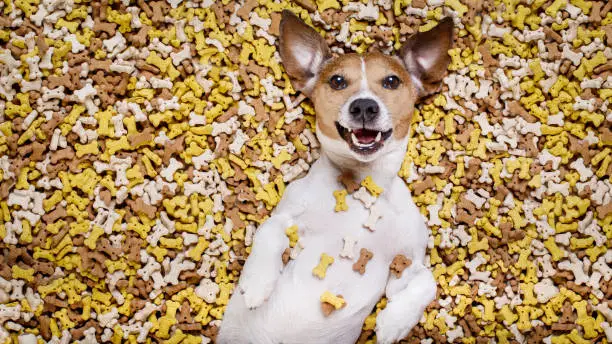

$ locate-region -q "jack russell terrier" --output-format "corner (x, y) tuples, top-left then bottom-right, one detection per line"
(218, 10), (454, 344)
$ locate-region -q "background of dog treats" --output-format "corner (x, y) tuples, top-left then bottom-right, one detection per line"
(0, 0), (611, 342)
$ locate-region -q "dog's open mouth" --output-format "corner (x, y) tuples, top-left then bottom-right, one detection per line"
(335, 122), (393, 155)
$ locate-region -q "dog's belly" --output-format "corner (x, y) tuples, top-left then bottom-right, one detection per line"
(254, 230), (393, 343)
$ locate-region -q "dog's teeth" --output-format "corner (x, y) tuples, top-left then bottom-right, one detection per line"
(348, 128), (352, 133)
(351, 133), (359, 145)
(375, 132), (382, 142)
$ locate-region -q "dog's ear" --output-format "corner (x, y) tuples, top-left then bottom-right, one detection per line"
(279, 10), (331, 96)
(398, 17), (454, 98)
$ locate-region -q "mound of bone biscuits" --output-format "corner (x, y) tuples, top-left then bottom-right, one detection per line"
(0, 0), (611, 343)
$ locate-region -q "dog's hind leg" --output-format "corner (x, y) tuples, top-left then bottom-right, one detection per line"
(374, 263), (437, 344)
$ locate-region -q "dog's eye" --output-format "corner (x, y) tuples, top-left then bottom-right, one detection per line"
(382, 75), (401, 89)
(329, 75), (347, 90)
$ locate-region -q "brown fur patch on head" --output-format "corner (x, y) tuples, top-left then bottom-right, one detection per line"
(363, 52), (416, 139)
(311, 54), (363, 139)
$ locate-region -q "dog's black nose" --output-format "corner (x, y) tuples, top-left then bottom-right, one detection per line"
(349, 98), (379, 122)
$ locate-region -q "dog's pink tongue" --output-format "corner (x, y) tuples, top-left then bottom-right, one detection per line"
(354, 129), (377, 144)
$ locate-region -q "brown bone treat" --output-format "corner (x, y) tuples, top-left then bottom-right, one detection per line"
(68, 66), (83, 89)
(181, 59), (194, 75)
(42, 206), (67, 223)
(227, 259), (243, 272)
(113, 73), (129, 96)
(38, 315), (52, 341)
(78, 248), (107, 279)
(0, 16), (10, 28)
(217, 106), (238, 123)
(590, 2), (604, 23)
(568, 135), (592, 163)
(321, 302), (335, 317)
(478, 43), (497, 67)
(98, 238), (121, 260)
(162, 135), (185, 165)
(603, 1), (612, 15)
(70, 320), (102, 340)
(455, 123), (474, 146)
(137, 0), (153, 17)
(93, 18), (116, 36)
(252, 98), (268, 123)
(594, 62), (612, 77)
(129, 25), (150, 47)
(567, 281), (591, 297)
(559, 59), (573, 75)
(321, 294), (345, 317)
(17, 144), (33, 158)
(150, 1), (168, 25)
(545, 43), (561, 60)
(125, 232), (143, 261)
(213, 135), (229, 158)
(352, 249), (374, 275)
(136, 60), (161, 74)
(67, 51), (89, 66)
(390, 254), (412, 278)
(596, 203), (612, 219)
(126, 198), (157, 219)
(337, 171), (360, 194)
(238, 68), (253, 90)
(605, 25), (612, 47)
(47, 74), (73, 89)
(247, 61), (269, 79)
(543, 26), (563, 43)
(89, 59), (112, 72)
(178, 323), (203, 331)
(237, 0), (258, 21)
(203, 325), (219, 342)
(154, 88), (171, 101)
(551, 323), (576, 331)
(165, 282), (188, 296)
(294, 0), (317, 11)
(44, 295), (68, 309)
(99, 189), (112, 207)
(32, 261), (55, 275)
(520, 133), (538, 158)
(412, 176), (435, 196)
(269, 12), (282, 36)
(226, 205), (246, 228)
(282, 248), (291, 266)
(211, 3), (229, 26)
(128, 127), (154, 147)
(177, 301), (193, 323)
(286, 119), (307, 139)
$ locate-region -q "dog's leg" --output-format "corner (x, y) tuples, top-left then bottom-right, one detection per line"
(375, 263), (437, 344)
(238, 213), (292, 309)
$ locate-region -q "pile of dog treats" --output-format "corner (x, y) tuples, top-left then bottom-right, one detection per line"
(0, 0), (610, 342)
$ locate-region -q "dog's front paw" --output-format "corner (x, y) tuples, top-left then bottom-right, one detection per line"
(375, 306), (418, 344)
(239, 273), (278, 309)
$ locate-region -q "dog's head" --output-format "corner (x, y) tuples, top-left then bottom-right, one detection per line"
(279, 11), (453, 166)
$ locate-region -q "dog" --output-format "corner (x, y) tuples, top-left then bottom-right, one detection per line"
(218, 10), (454, 344)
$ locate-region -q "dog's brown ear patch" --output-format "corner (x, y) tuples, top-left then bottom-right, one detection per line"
(279, 10), (331, 95)
(398, 17), (454, 98)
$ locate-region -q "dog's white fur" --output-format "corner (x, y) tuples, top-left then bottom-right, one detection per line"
(217, 12), (452, 344)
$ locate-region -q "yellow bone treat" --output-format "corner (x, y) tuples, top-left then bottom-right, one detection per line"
(361, 176), (383, 197)
(333, 189), (349, 212)
(312, 253), (334, 279)
(285, 225), (299, 248)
